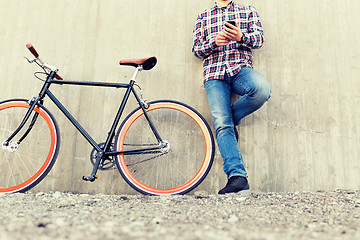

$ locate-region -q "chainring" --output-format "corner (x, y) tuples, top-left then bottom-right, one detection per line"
(90, 142), (116, 170)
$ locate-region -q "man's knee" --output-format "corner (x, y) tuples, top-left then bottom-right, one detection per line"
(256, 82), (271, 103)
(250, 76), (271, 105)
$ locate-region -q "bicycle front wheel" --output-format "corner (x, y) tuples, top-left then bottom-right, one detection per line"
(115, 100), (215, 195)
(0, 99), (60, 193)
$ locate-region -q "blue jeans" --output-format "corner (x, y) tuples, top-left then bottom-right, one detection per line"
(204, 67), (271, 179)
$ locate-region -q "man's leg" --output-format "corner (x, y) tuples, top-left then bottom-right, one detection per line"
(204, 79), (247, 180)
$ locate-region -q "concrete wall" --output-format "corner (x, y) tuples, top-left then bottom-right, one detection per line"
(0, 0), (359, 194)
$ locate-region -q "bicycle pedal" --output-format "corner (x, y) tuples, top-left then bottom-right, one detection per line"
(82, 175), (97, 182)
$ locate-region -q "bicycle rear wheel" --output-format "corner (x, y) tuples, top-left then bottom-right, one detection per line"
(0, 99), (60, 193)
(115, 100), (214, 195)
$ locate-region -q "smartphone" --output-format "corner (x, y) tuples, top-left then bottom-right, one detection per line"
(227, 21), (236, 26)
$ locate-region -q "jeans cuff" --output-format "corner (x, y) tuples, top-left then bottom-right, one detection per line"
(228, 173), (247, 179)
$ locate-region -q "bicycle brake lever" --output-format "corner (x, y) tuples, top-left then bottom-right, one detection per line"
(24, 56), (36, 63)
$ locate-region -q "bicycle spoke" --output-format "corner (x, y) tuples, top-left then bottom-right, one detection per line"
(126, 153), (167, 167)
(4, 153), (17, 188)
(16, 152), (37, 175)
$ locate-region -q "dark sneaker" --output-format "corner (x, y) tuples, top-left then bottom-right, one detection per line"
(218, 176), (250, 194)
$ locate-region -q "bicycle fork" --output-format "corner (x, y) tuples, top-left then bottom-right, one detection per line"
(2, 97), (43, 152)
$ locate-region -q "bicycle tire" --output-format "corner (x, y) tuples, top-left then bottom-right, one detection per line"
(0, 99), (60, 193)
(115, 100), (214, 195)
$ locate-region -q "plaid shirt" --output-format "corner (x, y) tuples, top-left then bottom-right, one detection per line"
(192, 1), (264, 82)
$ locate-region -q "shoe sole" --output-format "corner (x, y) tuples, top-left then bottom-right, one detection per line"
(236, 189), (251, 194)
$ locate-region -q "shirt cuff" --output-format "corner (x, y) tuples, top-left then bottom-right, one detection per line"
(210, 38), (218, 49)
(237, 32), (248, 44)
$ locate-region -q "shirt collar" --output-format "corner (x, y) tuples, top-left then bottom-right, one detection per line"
(214, 1), (234, 9)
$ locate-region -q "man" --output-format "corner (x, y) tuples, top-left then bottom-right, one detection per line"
(192, 0), (271, 194)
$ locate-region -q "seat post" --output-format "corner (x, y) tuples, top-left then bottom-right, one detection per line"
(131, 66), (143, 81)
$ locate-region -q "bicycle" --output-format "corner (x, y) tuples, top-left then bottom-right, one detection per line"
(0, 44), (215, 195)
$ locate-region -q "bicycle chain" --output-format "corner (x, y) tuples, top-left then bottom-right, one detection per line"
(90, 143), (167, 170)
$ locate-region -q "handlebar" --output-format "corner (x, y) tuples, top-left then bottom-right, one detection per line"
(26, 43), (39, 58)
(26, 43), (63, 80)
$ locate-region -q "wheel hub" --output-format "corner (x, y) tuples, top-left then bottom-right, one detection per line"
(2, 141), (18, 152)
(160, 141), (170, 154)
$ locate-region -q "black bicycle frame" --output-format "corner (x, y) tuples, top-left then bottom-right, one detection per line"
(6, 70), (164, 180)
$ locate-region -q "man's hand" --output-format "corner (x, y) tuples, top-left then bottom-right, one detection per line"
(223, 22), (243, 42)
(215, 32), (230, 46)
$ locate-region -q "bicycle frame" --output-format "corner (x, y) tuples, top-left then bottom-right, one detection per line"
(5, 68), (165, 181)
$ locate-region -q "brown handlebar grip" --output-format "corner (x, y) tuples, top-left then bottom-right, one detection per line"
(26, 43), (39, 58)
